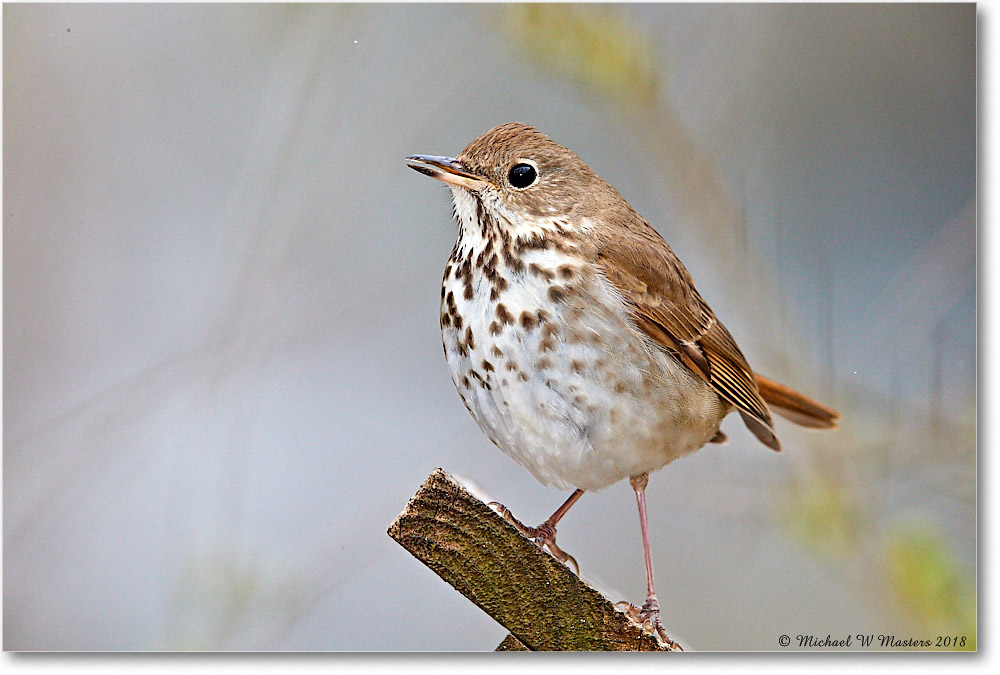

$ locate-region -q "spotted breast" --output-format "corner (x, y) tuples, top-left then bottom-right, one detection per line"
(439, 188), (728, 492)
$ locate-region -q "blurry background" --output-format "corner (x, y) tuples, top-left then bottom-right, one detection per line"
(4, 3), (975, 650)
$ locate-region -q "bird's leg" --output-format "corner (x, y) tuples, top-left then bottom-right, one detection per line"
(489, 489), (584, 573)
(623, 472), (680, 650)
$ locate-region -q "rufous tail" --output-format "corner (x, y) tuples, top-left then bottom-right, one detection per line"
(754, 373), (841, 430)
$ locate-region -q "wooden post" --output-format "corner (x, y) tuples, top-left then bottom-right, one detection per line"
(387, 468), (681, 651)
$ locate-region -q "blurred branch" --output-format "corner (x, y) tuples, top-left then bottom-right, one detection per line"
(387, 468), (678, 651)
(504, 4), (659, 105)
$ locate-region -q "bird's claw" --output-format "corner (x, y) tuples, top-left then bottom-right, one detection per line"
(616, 598), (683, 650)
(488, 502), (580, 574)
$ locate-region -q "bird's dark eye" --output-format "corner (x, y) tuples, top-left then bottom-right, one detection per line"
(507, 163), (538, 189)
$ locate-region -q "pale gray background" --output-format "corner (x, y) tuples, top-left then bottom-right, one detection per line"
(5, 3), (975, 650)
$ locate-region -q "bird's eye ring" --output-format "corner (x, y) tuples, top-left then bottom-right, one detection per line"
(507, 162), (538, 189)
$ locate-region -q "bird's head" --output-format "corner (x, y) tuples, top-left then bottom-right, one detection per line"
(407, 123), (613, 241)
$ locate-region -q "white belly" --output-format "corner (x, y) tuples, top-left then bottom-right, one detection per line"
(441, 247), (727, 491)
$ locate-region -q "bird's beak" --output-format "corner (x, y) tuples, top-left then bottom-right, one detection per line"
(405, 155), (488, 191)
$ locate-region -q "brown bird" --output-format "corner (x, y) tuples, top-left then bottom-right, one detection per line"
(406, 123), (839, 647)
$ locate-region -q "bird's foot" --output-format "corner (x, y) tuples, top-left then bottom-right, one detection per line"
(488, 502), (579, 574)
(615, 600), (642, 621)
(616, 597), (683, 650)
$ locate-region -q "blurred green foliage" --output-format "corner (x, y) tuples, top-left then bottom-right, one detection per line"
(503, 4), (659, 106)
(885, 525), (976, 650)
(780, 477), (860, 559)
(166, 552), (309, 650)
(780, 478), (976, 650)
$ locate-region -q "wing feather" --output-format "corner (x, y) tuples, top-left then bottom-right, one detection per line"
(594, 221), (781, 451)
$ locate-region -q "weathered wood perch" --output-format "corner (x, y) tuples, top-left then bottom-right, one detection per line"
(387, 468), (681, 651)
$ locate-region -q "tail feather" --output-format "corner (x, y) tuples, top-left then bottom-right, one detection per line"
(754, 373), (841, 430)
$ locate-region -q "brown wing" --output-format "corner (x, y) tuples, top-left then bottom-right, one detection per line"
(595, 222), (781, 451)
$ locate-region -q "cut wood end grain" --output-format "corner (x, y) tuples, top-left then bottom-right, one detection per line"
(388, 467), (681, 651)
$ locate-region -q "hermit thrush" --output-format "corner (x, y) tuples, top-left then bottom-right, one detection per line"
(406, 123), (839, 647)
